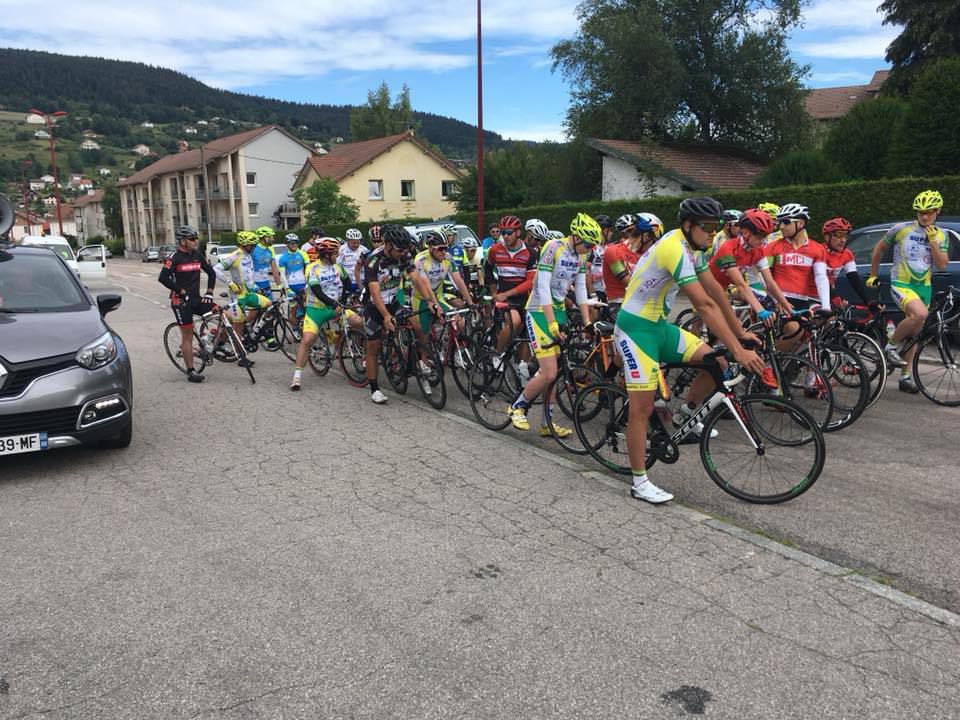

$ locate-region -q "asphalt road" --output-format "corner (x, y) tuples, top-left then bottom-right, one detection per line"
(1, 259), (958, 719)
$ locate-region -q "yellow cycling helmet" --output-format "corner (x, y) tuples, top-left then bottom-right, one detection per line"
(913, 190), (943, 211)
(757, 202), (780, 219)
(570, 212), (603, 245)
(255, 225), (275, 238)
(236, 230), (258, 246)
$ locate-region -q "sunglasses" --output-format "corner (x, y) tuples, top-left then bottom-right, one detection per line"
(501, 229), (516, 236)
(695, 222), (720, 234)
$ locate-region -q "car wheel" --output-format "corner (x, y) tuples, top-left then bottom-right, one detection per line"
(98, 417), (132, 449)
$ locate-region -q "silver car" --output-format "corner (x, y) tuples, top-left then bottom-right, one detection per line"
(0, 244), (133, 455)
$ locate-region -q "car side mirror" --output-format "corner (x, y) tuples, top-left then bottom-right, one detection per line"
(97, 293), (122, 315)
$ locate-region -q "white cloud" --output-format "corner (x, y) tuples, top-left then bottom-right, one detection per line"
(794, 31), (898, 59)
(803, 0), (890, 31)
(808, 71), (873, 84)
(495, 125), (569, 142)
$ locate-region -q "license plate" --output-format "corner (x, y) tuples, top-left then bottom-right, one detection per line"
(0, 432), (49, 456)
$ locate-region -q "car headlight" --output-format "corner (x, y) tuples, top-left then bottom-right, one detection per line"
(76, 332), (117, 370)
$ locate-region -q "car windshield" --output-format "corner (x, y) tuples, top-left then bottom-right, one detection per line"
(37, 244), (74, 262)
(146, 247), (159, 252)
(0, 252), (89, 312)
(218, 245), (237, 254)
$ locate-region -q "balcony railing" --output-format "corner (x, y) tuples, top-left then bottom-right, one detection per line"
(195, 188), (240, 200)
(278, 202), (300, 217)
(204, 219), (236, 231)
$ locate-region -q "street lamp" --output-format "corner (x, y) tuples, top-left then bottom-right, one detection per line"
(28, 108), (68, 236)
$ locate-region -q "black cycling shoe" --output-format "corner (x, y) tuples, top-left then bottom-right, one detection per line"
(898, 376), (919, 394)
(187, 369), (205, 383)
(237, 357), (255, 368)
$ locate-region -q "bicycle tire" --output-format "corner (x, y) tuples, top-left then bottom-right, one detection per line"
(163, 321), (205, 374)
(573, 381), (632, 475)
(275, 316), (298, 362)
(467, 352), (518, 431)
(307, 333), (332, 376)
(544, 366), (603, 455)
(381, 334), (408, 395)
(803, 344), (869, 432)
(417, 345), (447, 409)
(700, 394), (824, 504)
(338, 329), (369, 387)
(450, 342), (474, 398)
(745, 353), (834, 432)
(843, 331), (887, 410)
(913, 330), (960, 406)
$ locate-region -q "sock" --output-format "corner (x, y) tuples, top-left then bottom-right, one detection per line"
(511, 393), (531, 411)
(632, 471), (648, 487)
(369, 379), (380, 393)
(293, 367), (302, 381)
(900, 371), (911, 379)
(886, 341), (897, 350)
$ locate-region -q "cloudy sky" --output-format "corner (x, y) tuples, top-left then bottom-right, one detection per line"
(0, 0), (897, 142)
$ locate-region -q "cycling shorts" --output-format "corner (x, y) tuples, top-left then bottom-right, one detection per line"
(171, 296), (215, 327)
(526, 308), (567, 360)
(228, 291), (270, 321)
(614, 313), (703, 392)
(363, 301), (401, 341)
(255, 281), (272, 294)
(288, 283), (306, 295)
(890, 281), (931, 312)
(412, 293), (453, 334)
(303, 305), (358, 335)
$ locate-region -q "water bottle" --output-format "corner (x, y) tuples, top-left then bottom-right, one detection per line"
(517, 360), (530, 385)
(885, 319), (896, 342)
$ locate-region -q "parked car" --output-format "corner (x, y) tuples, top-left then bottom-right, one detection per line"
(0, 244), (133, 453)
(159, 245), (176, 261)
(835, 218), (960, 311)
(104, 247), (113, 259)
(404, 221), (479, 247)
(205, 243), (236, 265)
(142, 246), (160, 262)
(19, 235), (77, 271)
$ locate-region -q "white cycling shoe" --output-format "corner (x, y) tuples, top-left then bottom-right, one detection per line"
(630, 479), (674, 504)
(371, 389), (388, 404)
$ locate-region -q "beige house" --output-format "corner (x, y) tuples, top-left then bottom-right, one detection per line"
(118, 125), (315, 253)
(73, 190), (111, 242)
(291, 130), (462, 222)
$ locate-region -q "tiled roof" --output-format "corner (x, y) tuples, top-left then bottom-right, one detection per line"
(586, 138), (766, 191)
(297, 131), (462, 186)
(804, 70), (890, 120)
(72, 190), (105, 208)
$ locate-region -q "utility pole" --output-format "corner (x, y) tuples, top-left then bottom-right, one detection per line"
(29, 108), (68, 236)
(20, 160), (33, 236)
(476, 0), (485, 239)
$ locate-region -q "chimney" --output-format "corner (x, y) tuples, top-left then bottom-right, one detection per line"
(177, 139), (189, 153)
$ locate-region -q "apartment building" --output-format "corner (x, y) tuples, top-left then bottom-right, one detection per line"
(73, 190), (110, 242)
(118, 125), (314, 253)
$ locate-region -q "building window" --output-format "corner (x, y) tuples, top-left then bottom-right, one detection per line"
(441, 180), (456, 199)
(248, 202), (259, 217)
(368, 179), (383, 201)
(400, 180), (415, 200)
(246, 172), (257, 186)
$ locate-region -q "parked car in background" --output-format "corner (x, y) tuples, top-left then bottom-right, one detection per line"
(205, 244), (236, 265)
(159, 245), (176, 261)
(104, 247), (113, 259)
(19, 235), (77, 272)
(0, 244), (133, 453)
(142, 246), (160, 262)
(404, 221), (479, 246)
(836, 218), (960, 311)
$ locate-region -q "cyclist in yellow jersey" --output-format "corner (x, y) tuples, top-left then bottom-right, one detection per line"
(614, 197), (764, 504)
(410, 231), (474, 346)
(212, 230), (271, 368)
(507, 213), (598, 437)
(707, 209), (741, 260)
(869, 189), (950, 393)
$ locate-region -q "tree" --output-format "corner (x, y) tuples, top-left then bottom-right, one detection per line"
(822, 97), (907, 180)
(752, 149), (845, 189)
(881, 0), (960, 93)
(551, 0), (810, 156)
(293, 177), (360, 226)
(102, 183), (124, 238)
(349, 83), (415, 141)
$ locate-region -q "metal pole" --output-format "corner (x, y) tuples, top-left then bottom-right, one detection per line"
(476, 0), (485, 238)
(20, 160), (32, 236)
(200, 146), (212, 245)
(46, 115), (65, 236)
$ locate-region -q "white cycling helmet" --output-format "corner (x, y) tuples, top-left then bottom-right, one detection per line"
(637, 212), (664, 238)
(345, 228), (363, 241)
(284, 232), (300, 243)
(776, 203), (810, 222)
(524, 218), (550, 241)
(615, 214), (636, 232)
(548, 230), (566, 240)
(461, 236), (479, 248)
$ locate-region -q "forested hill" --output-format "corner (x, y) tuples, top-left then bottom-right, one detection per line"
(0, 48), (503, 157)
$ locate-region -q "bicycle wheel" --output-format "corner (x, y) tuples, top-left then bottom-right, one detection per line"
(573, 381), (632, 475)
(805, 344), (869, 431)
(307, 332), (332, 376)
(450, 342), (474, 398)
(163, 321), (205, 374)
(843, 331), (887, 410)
(545, 366), (603, 455)
(913, 329), (960, 406)
(381, 334), (408, 395)
(274, 316), (298, 362)
(700, 394), (824, 504)
(338, 329), (369, 387)
(468, 351), (519, 431)
(226, 325), (255, 384)
(417, 345), (447, 410)
(746, 354), (833, 432)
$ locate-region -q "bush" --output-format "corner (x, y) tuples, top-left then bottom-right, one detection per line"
(753, 149), (845, 189)
(822, 97), (908, 180)
(455, 174), (960, 237)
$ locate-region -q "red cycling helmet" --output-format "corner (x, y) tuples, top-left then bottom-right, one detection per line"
(738, 208), (775, 237)
(821, 217), (852, 236)
(498, 215), (522, 232)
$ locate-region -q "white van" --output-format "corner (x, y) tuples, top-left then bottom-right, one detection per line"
(20, 235), (77, 271)
(20, 236), (108, 280)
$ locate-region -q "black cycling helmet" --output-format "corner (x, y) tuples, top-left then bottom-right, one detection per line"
(423, 230), (448, 247)
(678, 197), (724, 223)
(175, 225), (199, 243)
(381, 224), (414, 251)
(308, 226), (324, 238)
(593, 214), (613, 229)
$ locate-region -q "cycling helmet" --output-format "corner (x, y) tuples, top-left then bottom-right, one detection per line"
(305, 246), (319, 261)
(255, 225), (275, 238)
(284, 232), (300, 244)
(440, 223), (457, 237)
(498, 215), (522, 232)
(236, 230), (259, 246)
(369, 225), (382, 241)
(569, 212), (603, 245)
(548, 230), (566, 240)
(723, 209), (743, 223)
(381, 224), (414, 250)
(424, 230), (448, 247)
(318, 237), (340, 256)
(757, 202), (780, 218)
(615, 214), (636, 232)
(678, 197), (723, 223)
(175, 225), (198, 243)
(637, 212), (664, 238)
(461, 236), (479, 248)
(913, 189), (943, 211)
(821, 217), (853, 236)
(308, 226), (322, 237)
(776, 203), (810, 222)
(738, 208), (775, 236)
(345, 228), (363, 241)
(524, 218), (550, 241)
(594, 214), (613, 229)
(633, 216), (655, 234)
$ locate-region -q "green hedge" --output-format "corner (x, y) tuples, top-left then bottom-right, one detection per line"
(288, 216), (439, 242)
(454, 174), (960, 236)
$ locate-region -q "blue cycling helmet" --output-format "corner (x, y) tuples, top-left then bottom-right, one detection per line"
(633, 216), (656, 234)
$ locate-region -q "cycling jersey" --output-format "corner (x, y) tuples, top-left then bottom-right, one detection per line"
(412, 248), (455, 298)
(448, 243), (465, 273)
(526, 237), (588, 311)
(363, 246), (414, 306)
(883, 222), (949, 288)
(251, 244), (275, 286)
(707, 230), (734, 260)
(709, 236), (769, 288)
(588, 244), (606, 292)
(305, 260), (349, 308)
(337, 244), (369, 285)
(484, 241), (537, 304)
(158, 248), (215, 300)
(460, 252), (484, 288)
(277, 249), (309, 288)
(823, 247), (857, 286)
(618, 229), (703, 323)
(765, 237), (829, 304)
(602, 241), (640, 302)
(214, 248), (257, 293)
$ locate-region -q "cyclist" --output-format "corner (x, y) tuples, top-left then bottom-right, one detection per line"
(586, 214), (615, 303)
(300, 227), (324, 255)
(212, 231), (271, 368)
(708, 209), (742, 260)
(459, 236), (484, 295)
(603, 214), (658, 316)
(481, 223), (501, 253)
(338, 228), (369, 294)
(291, 238), (362, 391)
(277, 233), (309, 325)
(708, 208), (793, 319)
(637, 212), (664, 240)
(369, 224), (384, 251)
(869, 190), (950, 393)
(158, 225), (217, 383)
(442, 224), (465, 273)
(363, 224), (434, 404)
(821, 217), (872, 307)
(253, 226), (282, 296)
(411, 231), (475, 363)
(508, 213), (599, 438)
(485, 216), (540, 354)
